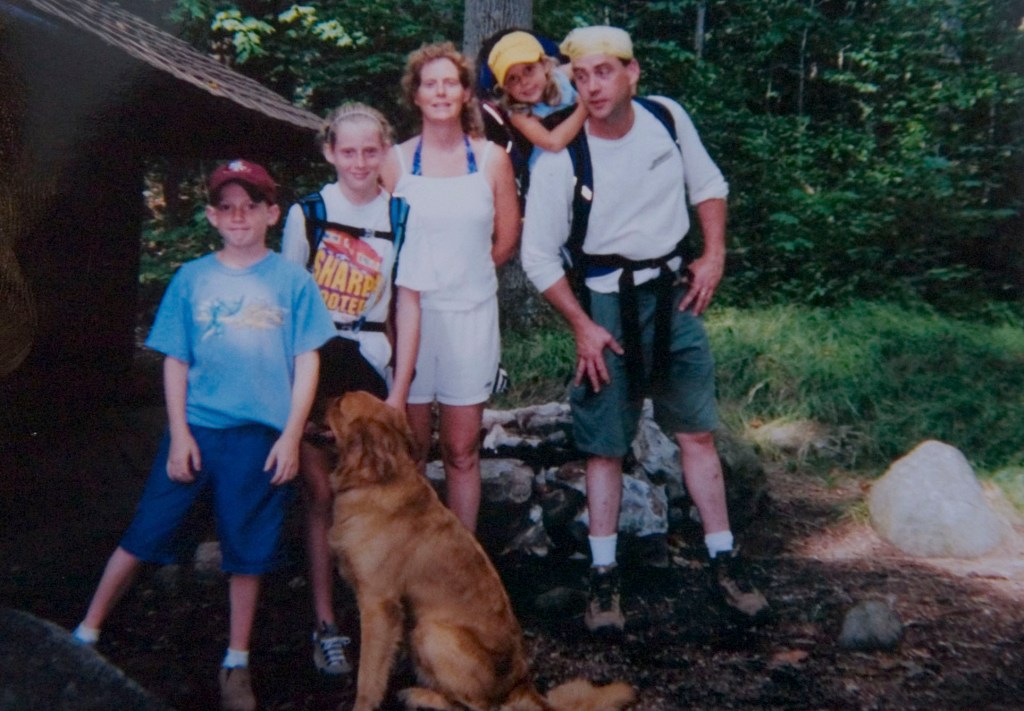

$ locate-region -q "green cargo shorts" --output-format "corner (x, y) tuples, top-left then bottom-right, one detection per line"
(570, 283), (719, 457)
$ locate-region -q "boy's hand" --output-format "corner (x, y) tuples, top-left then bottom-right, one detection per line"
(167, 434), (201, 483)
(264, 433), (302, 485)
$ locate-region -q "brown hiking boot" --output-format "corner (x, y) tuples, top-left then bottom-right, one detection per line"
(219, 666), (256, 711)
(709, 548), (769, 622)
(585, 564), (625, 635)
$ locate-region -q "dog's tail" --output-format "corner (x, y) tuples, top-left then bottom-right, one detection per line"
(504, 678), (634, 711)
(545, 679), (636, 711)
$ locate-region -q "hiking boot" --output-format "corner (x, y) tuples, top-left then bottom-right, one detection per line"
(708, 548), (769, 622)
(584, 564), (626, 635)
(218, 666), (256, 711)
(312, 622), (351, 675)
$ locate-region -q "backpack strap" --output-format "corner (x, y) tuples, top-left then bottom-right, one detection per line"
(297, 192), (395, 272)
(563, 97), (685, 398)
(297, 192), (328, 270)
(385, 194), (411, 363)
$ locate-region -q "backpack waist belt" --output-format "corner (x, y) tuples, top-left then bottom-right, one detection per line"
(335, 321), (387, 333)
(579, 241), (686, 399)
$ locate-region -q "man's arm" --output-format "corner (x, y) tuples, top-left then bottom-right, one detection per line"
(541, 276), (623, 392)
(678, 197), (726, 316)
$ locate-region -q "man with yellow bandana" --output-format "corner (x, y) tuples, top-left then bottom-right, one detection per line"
(522, 26), (769, 635)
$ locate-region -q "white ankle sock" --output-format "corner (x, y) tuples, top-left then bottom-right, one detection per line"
(73, 623), (100, 644)
(223, 648), (249, 668)
(704, 530), (734, 558)
(588, 534), (618, 567)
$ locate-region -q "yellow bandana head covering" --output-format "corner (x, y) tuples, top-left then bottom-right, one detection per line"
(559, 26), (634, 63)
(487, 31), (546, 87)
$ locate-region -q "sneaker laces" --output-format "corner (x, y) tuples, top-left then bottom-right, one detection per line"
(317, 628), (350, 666)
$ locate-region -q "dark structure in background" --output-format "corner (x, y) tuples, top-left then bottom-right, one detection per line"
(0, 0), (321, 425)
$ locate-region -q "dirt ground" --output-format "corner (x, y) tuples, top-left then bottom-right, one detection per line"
(2, 376), (1023, 711)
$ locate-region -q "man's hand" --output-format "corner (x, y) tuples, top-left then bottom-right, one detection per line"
(679, 198), (727, 316)
(573, 319), (624, 392)
(678, 253), (724, 316)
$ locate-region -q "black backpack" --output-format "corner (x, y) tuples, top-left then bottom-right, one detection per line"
(561, 96), (683, 298)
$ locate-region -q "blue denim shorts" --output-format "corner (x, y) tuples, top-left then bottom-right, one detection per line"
(570, 284), (719, 457)
(120, 424), (296, 575)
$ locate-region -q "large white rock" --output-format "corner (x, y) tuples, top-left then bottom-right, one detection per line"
(868, 440), (1010, 558)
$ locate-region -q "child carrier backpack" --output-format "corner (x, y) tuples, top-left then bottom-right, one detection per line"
(476, 29), (575, 204)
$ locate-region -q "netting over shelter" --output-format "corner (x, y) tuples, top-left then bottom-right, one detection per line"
(15, 0), (321, 131)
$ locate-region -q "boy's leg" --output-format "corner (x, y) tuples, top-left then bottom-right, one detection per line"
(75, 547), (143, 642)
(227, 574), (261, 653)
(220, 574), (259, 711)
(438, 402), (485, 533)
(76, 432), (205, 643)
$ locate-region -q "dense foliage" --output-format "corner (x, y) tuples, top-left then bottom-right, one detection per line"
(161, 0), (1023, 313)
(141, 2), (1024, 474)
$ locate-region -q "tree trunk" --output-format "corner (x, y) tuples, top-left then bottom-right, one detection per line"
(463, 0), (532, 59)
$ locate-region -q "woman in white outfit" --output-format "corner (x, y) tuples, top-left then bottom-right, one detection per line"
(382, 41), (520, 533)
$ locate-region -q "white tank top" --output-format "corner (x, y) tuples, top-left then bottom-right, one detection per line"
(393, 138), (497, 310)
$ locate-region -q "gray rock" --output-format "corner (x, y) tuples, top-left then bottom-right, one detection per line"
(838, 599), (903, 651)
(869, 440), (1011, 558)
(193, 539), (223, 584)
(0, 607), (172, 710)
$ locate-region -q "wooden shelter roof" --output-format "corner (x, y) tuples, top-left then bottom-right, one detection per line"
(8, 0), (321, 132)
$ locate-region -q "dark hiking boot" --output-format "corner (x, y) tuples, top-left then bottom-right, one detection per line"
(585, 564), (626, 635)
(709, 548), (770, 623)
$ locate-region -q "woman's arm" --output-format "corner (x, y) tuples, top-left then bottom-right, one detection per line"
(486, 146), (521, 268)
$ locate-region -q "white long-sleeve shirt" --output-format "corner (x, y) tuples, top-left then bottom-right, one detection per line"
(521, 97), (728, 294)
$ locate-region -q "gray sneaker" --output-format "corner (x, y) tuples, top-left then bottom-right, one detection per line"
(709, 548), (770, 622)
(312, 622), (351, 675)
(584, 564), (626, 635)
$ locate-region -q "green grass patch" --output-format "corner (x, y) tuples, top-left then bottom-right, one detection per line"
(502, 300), (1024, 477)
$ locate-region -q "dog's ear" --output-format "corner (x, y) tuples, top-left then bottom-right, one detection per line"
(330, 391), (417, 485)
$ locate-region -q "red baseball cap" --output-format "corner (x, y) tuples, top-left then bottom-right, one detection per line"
(208, 159), (278, 204)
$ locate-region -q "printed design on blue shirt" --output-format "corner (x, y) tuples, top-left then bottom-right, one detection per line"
(197, 297), (285, 340)
(311, 227), (384, 318)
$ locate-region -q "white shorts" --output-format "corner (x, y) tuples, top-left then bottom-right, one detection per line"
(408, 297), (501, 406)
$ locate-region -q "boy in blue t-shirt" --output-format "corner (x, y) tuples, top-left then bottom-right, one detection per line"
(71, 160), (336, 711)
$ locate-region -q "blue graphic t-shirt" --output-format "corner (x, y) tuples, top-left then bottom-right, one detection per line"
(146, 252), (336, 431)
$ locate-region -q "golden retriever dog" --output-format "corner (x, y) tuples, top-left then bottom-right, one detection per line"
(326, 391), (635, 711)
